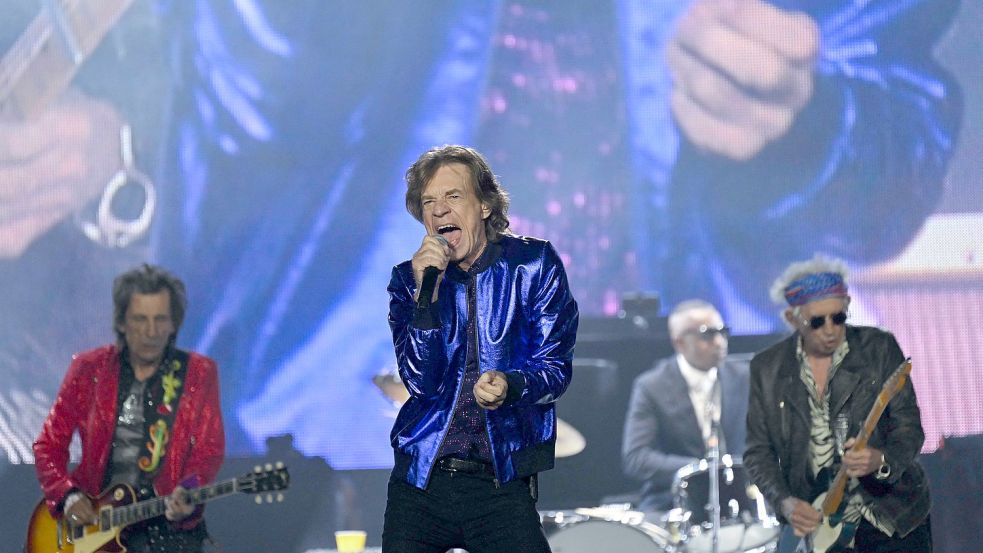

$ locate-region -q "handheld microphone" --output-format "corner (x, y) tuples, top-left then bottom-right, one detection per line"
(417, 235), (449, 309)
(417, 266), (440, 310)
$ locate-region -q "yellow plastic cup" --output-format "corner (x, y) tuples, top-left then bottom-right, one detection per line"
(334, 530), (367, 553)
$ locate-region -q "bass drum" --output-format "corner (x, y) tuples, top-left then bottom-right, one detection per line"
(548, 520), (669, 553)
(670, 456), (779, 553)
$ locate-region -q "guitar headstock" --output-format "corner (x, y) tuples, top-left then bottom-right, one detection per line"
(236, 462), (290, 503)
(882, 358), (913, 398)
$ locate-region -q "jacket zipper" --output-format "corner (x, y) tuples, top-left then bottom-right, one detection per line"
(422, 271), (501, 489)
(421, 284), (464, 491)
(469, 272), (500, 488)
(779, 399), (789, 467)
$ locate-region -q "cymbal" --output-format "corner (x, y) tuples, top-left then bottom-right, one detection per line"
(373, 372), (410, 405)
(556, 418), (586, 458)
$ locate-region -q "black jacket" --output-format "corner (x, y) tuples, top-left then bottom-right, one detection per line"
(623, 356), (749, 511)
(744, 326), (930, 537)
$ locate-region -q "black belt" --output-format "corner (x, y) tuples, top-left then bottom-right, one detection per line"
(437, 457), (494, 475)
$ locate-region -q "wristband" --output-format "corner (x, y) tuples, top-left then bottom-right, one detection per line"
(875, 453), (891, 480)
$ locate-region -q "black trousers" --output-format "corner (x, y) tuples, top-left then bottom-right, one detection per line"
(852, 517), (932, 553)
(382, 464), (551, 553)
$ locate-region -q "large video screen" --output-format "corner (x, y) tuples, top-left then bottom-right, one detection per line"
(2, 0), (980, 469)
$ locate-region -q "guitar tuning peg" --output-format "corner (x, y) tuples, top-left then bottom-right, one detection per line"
(276, 493), (284, 502)
(266, 493), (274, 503)
(265, 463), (273, 471)
(275, 461), (284, 469)
(254, 496), (262, 505)
(254, 465), (261, 473)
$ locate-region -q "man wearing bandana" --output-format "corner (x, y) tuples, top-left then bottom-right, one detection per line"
(33, 264), (225, 553)
(744, 256), (931, 552)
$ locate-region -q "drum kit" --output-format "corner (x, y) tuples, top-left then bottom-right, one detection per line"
(542, 455), (779, 553)
(373, 371), (774, 551)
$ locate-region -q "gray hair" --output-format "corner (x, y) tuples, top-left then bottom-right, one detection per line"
(667, 299), (720, 339)
(769, 254), (850, 305)
(404, 145), (511, 241)
(769, 255), (849, 329)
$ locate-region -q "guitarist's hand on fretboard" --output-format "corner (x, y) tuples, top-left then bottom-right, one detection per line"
(164, 486), (195, 522)
(782, 496), (822, 537)
(842, 438), (884, 478)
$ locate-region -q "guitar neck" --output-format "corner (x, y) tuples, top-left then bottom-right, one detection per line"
(821, 400), (891, 516)
(108, 478), (240, 529)
(0, 0), (134, 119)
(821, 361), (911, 516)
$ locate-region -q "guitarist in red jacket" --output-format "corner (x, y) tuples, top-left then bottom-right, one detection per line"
(744, 256), (931, 553)
(33, 264), (225, 553)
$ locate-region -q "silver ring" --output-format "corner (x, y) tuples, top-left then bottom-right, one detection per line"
(70, 514), (79, 521)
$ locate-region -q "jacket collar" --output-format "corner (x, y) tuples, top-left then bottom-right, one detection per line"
(446, 239), (503, 282)
(777, 326), (865, 422)
(829, 326), (866, 419)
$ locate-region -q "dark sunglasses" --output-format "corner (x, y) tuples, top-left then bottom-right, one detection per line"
(801, 311), (848, 330)
(683, 325), (730, 340)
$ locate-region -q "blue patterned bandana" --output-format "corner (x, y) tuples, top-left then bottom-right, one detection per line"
(783, 272), (848, 306)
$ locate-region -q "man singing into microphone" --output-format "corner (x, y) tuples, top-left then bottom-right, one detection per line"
(383, 145), (579, 552)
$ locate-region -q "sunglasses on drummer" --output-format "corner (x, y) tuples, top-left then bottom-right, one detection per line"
(800, 311), (848, 330)
(682, 325), (730, 340)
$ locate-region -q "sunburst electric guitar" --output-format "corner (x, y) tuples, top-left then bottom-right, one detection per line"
(777, 359), (912, 553)
(24, 463), (289, 553)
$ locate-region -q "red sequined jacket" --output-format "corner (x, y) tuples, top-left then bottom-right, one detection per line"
(33, 345), (225, 521)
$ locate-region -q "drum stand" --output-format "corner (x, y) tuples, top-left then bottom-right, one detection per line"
(706, 419), (721, 553)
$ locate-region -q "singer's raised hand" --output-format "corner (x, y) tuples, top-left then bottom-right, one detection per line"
(411, 234), (451, 302)
(667, 0), (819, 160)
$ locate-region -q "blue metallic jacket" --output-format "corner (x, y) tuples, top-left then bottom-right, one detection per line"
(387, 235), (579, 487)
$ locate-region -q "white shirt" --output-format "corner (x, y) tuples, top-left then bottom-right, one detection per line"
(676, 353), (720, 444)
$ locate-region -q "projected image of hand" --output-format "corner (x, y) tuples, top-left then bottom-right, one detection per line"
(667, 0), (819, 161)
(0, 92), (124, 258)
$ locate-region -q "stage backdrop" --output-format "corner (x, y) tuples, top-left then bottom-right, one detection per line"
(1, 0), (980, 470)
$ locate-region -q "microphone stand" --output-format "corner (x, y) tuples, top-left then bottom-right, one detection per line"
(707, 422), (720, 553)
(705, 395), (721, 553)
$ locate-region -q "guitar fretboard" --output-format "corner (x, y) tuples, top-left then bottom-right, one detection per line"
(107, 478), (239, 529)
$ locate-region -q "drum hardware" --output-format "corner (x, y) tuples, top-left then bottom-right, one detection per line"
(574, 505), (647, 526)
(543, 494), (777, 553)
(547, 519), (671, 552)
(707, 414), (722, 553)
(540, 509), (591, 535)
(670, 456), (779, 553)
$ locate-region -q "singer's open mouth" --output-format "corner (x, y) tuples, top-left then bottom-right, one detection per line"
(436, 224), (462, 250)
